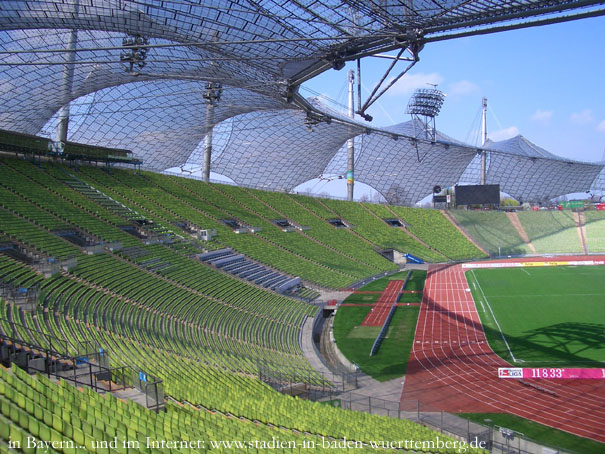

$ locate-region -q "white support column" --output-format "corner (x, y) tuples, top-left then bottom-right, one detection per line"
(347, 69), (355, 201)
(202, 82), (222, 183)
(203, 102), (214, 183)
(480, 96), (488, 185)
(56, 27), (78, 144)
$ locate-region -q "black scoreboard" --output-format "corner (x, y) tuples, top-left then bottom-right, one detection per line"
(455, 184), (500, 206)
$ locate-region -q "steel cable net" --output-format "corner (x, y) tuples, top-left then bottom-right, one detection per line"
(37, 79), (289, 171)
(484, 135), (605, 201)
(353, 121), (478, 205)
(211, 108), (364, 191)
(1, 1), (605, 201)
(1, 1), (602, 107)
(486, 154), (603, 203)
(0, 27), (285, 134)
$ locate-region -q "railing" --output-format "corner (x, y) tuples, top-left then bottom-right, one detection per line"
(300, 390), (577, 454)
(133, 369), (165, 412)
(0, 317), (163, 410)
(257, 360), (358, 396)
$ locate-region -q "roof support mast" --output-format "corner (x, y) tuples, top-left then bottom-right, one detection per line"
(56, 0), (79, 146)
(347, 69), (355, 201)
(480, 96), (488, 185)
(202, 82), (222, 183)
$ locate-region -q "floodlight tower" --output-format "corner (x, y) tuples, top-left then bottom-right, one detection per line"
(480, 97), (488, 184)
(56, 0), (80, 147)
(406, 88), (446, 142)
(202, 82), (222, 183)
(120, 34), (150, 74)
(347, 69), (355, 201)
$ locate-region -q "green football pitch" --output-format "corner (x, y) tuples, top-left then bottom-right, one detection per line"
(466, 265), (605, 367)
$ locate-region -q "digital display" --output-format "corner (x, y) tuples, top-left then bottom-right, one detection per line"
(498, 368), (605, 379)
(455, 184), (500, 206)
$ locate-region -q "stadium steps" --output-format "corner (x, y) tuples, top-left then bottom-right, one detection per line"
(285, 193), (384, 248)
(251, 189), (396, 273)
(145, 173), (359, 287)
(40, 275), (279, 374)
(68, 168), (179, 239)
(148, 175), (359, 287)
(0, 192), (104, 255)
(440, 210), (490, 256)
(572, 211), (588, 254)
(305, 196), (389, 248)
(505, 212), (537, 254)
(82, 167), (354, 288)
(0, 160), (139, 248)
(363, 203), (450, 261)
(65, 174), (174, 237)
(317, 198), (445, 262)
(192, 183), (369, 281)
(237, 186), (387, 271)
(104, 252), (307, 352)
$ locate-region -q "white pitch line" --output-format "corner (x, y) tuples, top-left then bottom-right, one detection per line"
(471, 270), (518, 363)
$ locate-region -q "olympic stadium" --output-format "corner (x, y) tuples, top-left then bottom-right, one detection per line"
(1, 2), (605, 454)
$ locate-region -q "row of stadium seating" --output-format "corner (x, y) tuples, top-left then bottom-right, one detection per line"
(0, 363), (487, 454)
(244, 188), (401, 271)
(388, 206), (485, 260)
(1, 293), (487, 453)
(318, 198), (447, 262)
(450, 210), (534, 256)
(77, 166), (362, 289)
(516, 211), (583, 254)
(584, 211), (605, 252)
(211, 184), (394, 274)
(0, 165), (487, 453)
(0, 162), (319, 379)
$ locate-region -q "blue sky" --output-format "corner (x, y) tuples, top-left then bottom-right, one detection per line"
(301, 15), (605, 164)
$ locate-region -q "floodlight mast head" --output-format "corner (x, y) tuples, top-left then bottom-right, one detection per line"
(406, 88), (446, 142)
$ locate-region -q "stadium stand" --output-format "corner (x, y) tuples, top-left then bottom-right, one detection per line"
(516, 211), (583, 254)
(77, 166), (365, 289)
(450, 210), (533, 257)
(6, 154), (597, 454)
(583, 211), (605, 253)
(0, 241), (486, 454)
(372, 205), (486, 261)
(0, 364), (487, 454)
(313, 199), (447, 262)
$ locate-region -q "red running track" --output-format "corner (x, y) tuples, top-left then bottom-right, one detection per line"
(340, 303), (421, 307)
(400, 259), (605, 443)
(361, 280), (404, 326)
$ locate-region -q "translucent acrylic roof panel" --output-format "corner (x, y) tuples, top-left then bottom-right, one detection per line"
(354, 126), (478, 205)
(1, 0), (601, 97)
(37, 79), (289, 170)
(0, 27), (288, 136)
(484, 135), (560, 160)
(486, 152), (604, 203)
(211, 108), (363, 191)
(591, 167), (605, 193)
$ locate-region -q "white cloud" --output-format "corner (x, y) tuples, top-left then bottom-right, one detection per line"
(530, 109), (553, 125)
(489, 126), (519, 141)
(388, 72), (444, 95)
(597, 120), (605, 132)
(447, 80), (479, 96)
(570, 109), (594, 125)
